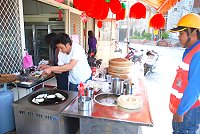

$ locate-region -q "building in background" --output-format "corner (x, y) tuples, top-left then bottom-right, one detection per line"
(167, 0), (195, 39)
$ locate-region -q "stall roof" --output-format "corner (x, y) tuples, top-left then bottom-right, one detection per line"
(141, 0), (180, 14)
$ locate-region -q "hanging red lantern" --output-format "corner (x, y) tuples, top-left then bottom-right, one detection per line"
(149, 13), (165, 29)
(86, 0), (103, 19)
(73, 0), (95, 12)
(109, 0), (122, 14)
(55, 0), (64, 3)
(116, 6), (126, 21)
(58, 6), (62, 21)
(95, 0), (109, 20)
(129, 2), (146, 19)
(97, 21), (103, 28)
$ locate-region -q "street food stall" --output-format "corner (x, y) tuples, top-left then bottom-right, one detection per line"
(12, 73), (153, 134)
(0, 0), (184, 134)
(61, 78), (153, 134)
(11, 56), (153, 134)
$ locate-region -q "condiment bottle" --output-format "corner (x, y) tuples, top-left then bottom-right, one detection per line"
(78, 82), (85, 97)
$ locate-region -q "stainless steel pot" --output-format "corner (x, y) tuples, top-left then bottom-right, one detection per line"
(111, 77), (124, 95)
(78, 96), (92, 111)
(124, 82), (134, 95)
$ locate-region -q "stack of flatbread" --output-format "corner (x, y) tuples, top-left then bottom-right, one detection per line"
(117, 95), (143, 110)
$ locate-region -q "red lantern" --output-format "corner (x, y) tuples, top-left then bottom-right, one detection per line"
(129, 2), (146, 19)
(73, 0), (95, 12)
(109, 0), (122, 14)
(95, 0), (109, 20)
(86, 0), (103, 19)
(116, 8), (125, 21)
(97, 21), (103, 28)
(149, 13), (165, 29)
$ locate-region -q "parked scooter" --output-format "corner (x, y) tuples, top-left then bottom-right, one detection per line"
(125, 47), (143, 64)
(87, 52), (102, 68)
(143, 50), (159, 76)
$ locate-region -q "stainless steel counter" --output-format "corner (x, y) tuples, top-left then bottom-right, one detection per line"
(12, 73), (55, 88)
(13, 87), (78, 134)
(61, 79), (153, 134)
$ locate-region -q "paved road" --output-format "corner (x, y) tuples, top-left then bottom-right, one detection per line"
(128, 44), (185, 134)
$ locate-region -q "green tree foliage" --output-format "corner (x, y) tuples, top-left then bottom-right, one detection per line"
(161, 31), (169, 39)
(131, 30), (152, 40)
(143, 32), (151, 40)
(142, 29), (145, 36)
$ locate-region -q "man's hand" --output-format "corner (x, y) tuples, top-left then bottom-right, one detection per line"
(38, 64), (50, 70)
(42, 67), (52, 75)
(173, 113), (184, 122)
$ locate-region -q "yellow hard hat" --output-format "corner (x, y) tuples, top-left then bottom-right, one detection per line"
(170, 13), (200, 33)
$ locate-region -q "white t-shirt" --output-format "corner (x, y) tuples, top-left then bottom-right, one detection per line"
(57, 43), (91, 84)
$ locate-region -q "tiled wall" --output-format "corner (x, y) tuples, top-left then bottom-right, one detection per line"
(0, 0), (22, 74)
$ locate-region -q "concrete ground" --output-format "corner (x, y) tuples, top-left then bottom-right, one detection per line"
(129, 44), (184, 134)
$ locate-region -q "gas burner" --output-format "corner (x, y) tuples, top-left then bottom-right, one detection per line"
(28, 89), (68, 106)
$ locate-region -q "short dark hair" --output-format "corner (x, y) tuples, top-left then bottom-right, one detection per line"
(88, 30), (94, 37)
(45, 33), (57, 49)
(185, 28), (200, 39)
(54, 33), (72, 48)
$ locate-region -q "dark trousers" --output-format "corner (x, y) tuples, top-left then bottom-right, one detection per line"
(88, 48), (97, 56)
(55, 71), (69, 90)
(69, 76), (92, 92)
(69, 82), (78, 92)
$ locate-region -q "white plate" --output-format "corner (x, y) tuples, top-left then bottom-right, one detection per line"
(93, 78), (106, 82)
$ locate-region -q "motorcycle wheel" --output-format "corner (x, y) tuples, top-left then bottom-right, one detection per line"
(144, 64), (152, 76)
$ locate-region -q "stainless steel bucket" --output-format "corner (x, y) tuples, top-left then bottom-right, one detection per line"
(111, 77), (124, 95)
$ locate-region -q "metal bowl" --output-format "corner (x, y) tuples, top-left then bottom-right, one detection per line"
(94, 93), (120, 106)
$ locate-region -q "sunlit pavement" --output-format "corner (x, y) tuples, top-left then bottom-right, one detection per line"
(126, 43), (184, 134)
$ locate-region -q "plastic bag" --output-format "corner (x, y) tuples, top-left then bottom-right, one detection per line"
(22, 52), (33, 69)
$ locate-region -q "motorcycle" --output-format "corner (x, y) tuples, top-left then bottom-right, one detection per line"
(125, 47), (143, 64)
(143, 50), (159, 76)
(87, 52), (102, 68)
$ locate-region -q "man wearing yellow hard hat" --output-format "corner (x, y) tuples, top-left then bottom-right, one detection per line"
(169, 13), (200, 133)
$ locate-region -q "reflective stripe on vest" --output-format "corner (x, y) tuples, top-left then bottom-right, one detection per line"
(171, 88), (183, 99)
(169, 43), (200, 114)
(179, 62), (189, 71)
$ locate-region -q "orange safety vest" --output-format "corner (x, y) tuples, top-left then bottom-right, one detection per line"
(169, 44), (200, 114)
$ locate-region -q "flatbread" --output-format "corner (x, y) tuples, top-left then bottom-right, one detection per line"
(117, 95), (143, 110)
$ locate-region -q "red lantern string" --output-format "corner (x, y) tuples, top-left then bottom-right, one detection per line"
(149, 13), (165, 29)
(81, 12), (87, 23)
(58, 6), (62, 21)
(129, 2), (146, 19)
(97, 21), (103, 28)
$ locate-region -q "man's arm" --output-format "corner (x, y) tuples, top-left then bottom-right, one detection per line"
(42, 59), (78, 74)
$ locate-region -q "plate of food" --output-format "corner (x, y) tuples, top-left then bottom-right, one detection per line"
(84, 80), (102, 92)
